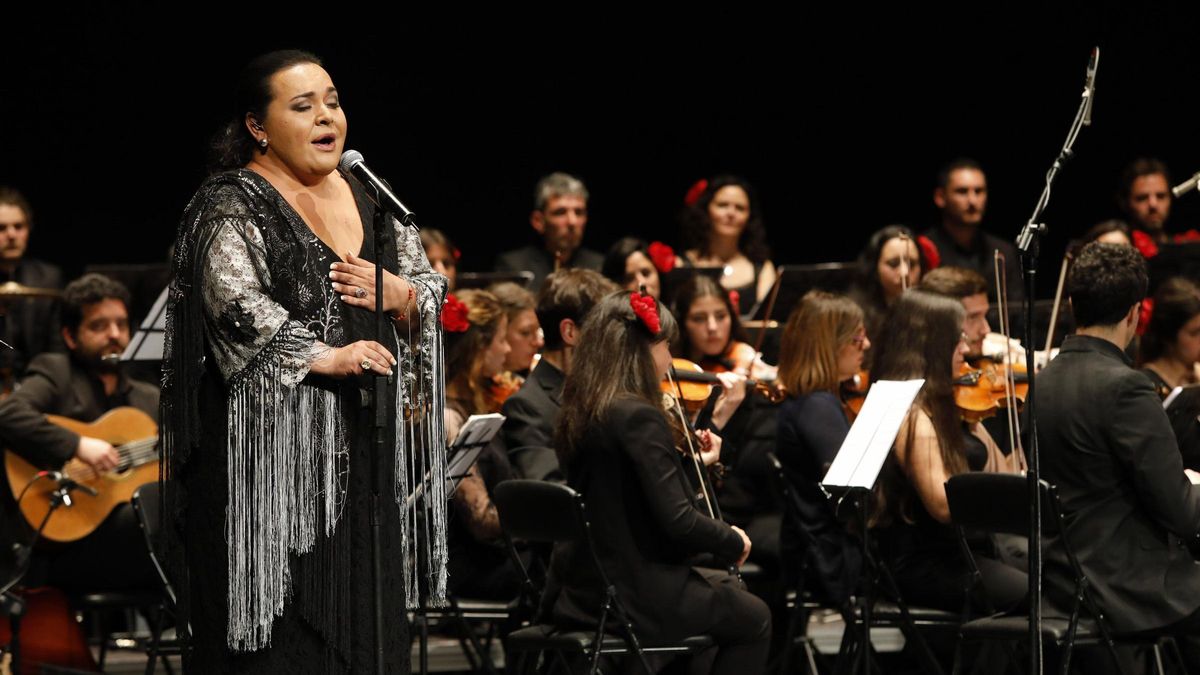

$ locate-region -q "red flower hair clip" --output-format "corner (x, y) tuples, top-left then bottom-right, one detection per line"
(647, 241), (676, 274)
(728, 290), (741, 311)
(916, 235), (941, 270)
(630, 292), (661, 335)
(441, 294), (470, 333)
(1137, 297), (1154, 336)
(684, 178), (709, 207)
(1132, 229), (1159, 259)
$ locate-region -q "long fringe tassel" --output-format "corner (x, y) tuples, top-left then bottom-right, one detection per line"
(226, 366), (345, 652)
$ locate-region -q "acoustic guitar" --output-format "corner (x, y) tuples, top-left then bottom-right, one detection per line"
(4, 407), (158, 543)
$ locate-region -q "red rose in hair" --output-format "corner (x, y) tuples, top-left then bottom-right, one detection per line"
(1132, 229), (1159, 259)
(629, 292), (661, 335)
(1138, 297), (1154, 336)
(647, 241), (676, 274)
(728, 290), (741, 312)
(917, 235), (940, 271)
(441, 294), (470, 333)
(684, 179), (709, 207)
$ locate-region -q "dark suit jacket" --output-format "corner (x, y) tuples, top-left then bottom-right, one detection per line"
(501, 359), (564, 481)
(0, 352), (160, 468)
(920, 225), (1023, 302)
(2, 257), (65, 377)
(493, 245), (603, 291)
(553, 397), (744, 641)
(1037, 334), (1200, 632)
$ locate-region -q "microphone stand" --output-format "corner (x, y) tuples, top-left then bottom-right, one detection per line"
(1014, 47), (1096, 675)
(0, 473), (91, 673)
(362, 185), (418, 675)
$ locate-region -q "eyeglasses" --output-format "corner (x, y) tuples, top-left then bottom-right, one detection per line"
(850, 330), (868, 347)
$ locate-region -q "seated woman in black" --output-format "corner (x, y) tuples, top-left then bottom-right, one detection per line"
(553, 290), (771, 674)
(871, 290), (1026, 613)
(775, 290), (869, 606)
(1139, 276), (1200, 470)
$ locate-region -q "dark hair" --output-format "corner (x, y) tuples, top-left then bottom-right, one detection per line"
(679, 175), (771, 265)
(778, 291), (864, 397)
(871, 290), (966, 525)
(1074, 219), (1132, 255)
(556, 291), (678, 462)
(918, 266), (987, 300)
(670, 274), (747, 361)
(536, 269), (619, 352)
(0, 187), (32, 227)
(1140, 277), (1200, 363)
(935, 157), (985, 190)
(601, 237), (652, 287)
(1118, 157), (1171, 203)
(208, 50), (324, 173)
(61, 273), (131, 334)
(443, 289), (506, 414)
(420, 228), (457, 257)
(1068, 242), (1148, 328)
(849, 225), (927, 342)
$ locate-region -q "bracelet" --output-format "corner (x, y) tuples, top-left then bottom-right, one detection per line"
(393, 284), (416, 321)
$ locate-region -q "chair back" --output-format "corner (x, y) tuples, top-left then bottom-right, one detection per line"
(130, 481), (177, 607)
(946, 472), (1064, 537)
(494, 479), (585, 544)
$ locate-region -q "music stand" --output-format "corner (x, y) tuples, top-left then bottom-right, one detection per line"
(411, 413), (505, 675)
(121, 286), (169, 362)
(821, 379), (928, 675)
(747, 263), (856, 322)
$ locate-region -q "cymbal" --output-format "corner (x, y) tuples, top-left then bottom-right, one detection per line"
(0, 281), (61, 299)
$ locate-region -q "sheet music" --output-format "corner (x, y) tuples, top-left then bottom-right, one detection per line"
(452, 413), (505, 450)
(823, 379), (925, 489)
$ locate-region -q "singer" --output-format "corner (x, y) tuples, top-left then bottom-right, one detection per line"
(162, 50), (447, 673)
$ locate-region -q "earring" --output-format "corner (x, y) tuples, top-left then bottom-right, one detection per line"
(259, 138), (269, 149)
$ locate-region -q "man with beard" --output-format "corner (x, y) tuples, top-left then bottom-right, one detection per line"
(920, 159), (1023, 301)
(0, 273), (158, 592)
(494, 172), (604, 290)
(1118, 157), (1174, 247)
(0, 187), (64, 381)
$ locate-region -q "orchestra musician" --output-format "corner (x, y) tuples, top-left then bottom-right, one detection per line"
(871, 290), (1027, 614)
(494, 172), (603, 290)
(1139, 276), (1200, 470)
(775, 290), (868, 606)
(1036, 242), (1200, 669)
(487, 281), (542, 379)
(602, 236), (666, 300)
(0, 274), (158, 593)
(849, 225), (926, 360)
(0, 187), (64, 380)
(1118, 157), (1174, 248)
(419, 227), (459, 291)
(441, 290), (524, 601)
(552, 290), (770, 674)
(678, 175), (777, 315)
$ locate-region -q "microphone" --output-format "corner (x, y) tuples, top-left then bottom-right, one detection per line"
(1082, 46), (1099, 127)
(42, 471), (98, 497)
(338, 150), (418, 229)
(1174, 172), (1200, 198)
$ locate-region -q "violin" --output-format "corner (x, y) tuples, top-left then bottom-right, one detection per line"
(954, 358), (1028, 423)
(702, 341), (779, 383)
(663, 358), (787, 409)
(840, 369), (870, 421)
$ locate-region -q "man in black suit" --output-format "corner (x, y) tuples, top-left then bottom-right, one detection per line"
(500, 268), (615, 481)
(0, 187), (65, 380)
(494, 172), (604, 290)
(0, 273), (159, 593)
(919, 159), (1022, 302)
(1037, 242), (1200, 666)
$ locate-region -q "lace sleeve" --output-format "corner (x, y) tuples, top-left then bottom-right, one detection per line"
(200, 213), (320, 386)
(393, 217), (447, 325)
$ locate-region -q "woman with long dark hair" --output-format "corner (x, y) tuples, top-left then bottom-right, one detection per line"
(871, 290), (1026, 613)
(162, 50), (447, 672)
(1139, 277), (1200, 470)
(849, 225), (926, 352)
(679, 175), (776, 315)
(553, 291), (770, 674)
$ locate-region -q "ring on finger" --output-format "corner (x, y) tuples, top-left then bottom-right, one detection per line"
(361, 359), (372, 371)
(355, 287), (368, 299)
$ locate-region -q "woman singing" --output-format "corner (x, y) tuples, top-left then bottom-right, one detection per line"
(161, 50), (447, 672)
(553, 291), (770, 674)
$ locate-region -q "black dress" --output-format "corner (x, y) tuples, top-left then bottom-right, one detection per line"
(163, 169), (448, 673)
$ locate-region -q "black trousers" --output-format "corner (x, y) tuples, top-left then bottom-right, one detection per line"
(685, 568), (772, 675)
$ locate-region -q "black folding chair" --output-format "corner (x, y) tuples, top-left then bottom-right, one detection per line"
(492, 479), (714, 675)
(945, 472), (1186, 675)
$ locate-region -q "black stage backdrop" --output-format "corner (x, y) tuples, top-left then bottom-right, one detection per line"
(4, 7), (1200, 299)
